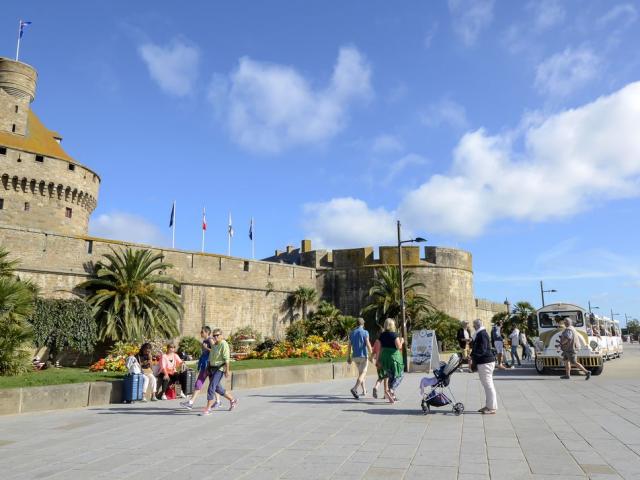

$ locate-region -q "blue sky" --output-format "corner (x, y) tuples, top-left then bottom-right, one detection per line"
(4, 1), (640, 322)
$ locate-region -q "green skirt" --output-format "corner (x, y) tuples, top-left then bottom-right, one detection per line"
(380, 347), (404, 380)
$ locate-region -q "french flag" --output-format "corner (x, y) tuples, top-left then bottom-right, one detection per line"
(202, 208), (207, 231)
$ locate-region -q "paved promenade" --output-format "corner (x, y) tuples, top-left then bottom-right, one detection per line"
(1, 346), (640, 480)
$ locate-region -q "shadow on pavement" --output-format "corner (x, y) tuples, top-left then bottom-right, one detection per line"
(342, 408), (425, 416)
(248, 394), (378, 405)
(92, 406), (194, 416)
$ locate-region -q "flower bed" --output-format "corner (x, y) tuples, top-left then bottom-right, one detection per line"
(89, 340), (166, 373)
(250, 336), (347, 360)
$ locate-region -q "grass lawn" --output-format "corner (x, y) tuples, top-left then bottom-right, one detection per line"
(0, 368), (123, 389)
(0, 357), (348, 390)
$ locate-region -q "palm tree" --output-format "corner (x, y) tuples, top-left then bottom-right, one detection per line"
(0, 248), (19, 279)
(512, 301), (537, 336)
(289, 286), (317, 321)
(0, 273), (36, 375)
(361, 266), (433, 330)
(78, 248), (183, 342)
(307, 300), (341, 338)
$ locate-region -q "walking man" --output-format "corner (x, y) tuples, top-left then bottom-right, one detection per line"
(201, 328), (238, 416)
(347, 318), (372, 399)
(491, 322), (506, 370)
(509, 326), (522, 367)
(559, 318), (591, 380)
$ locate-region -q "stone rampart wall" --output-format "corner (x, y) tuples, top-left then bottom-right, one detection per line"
(0, 225), (315, 339)
(475, 298), (508, 328)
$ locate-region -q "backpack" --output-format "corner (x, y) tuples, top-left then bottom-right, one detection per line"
(559, 328), (578, 352)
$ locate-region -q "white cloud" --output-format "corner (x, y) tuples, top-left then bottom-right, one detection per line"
(302, 198), (398, 249)
(372, 134), (404, 155)
(448, 0), (495, 46)
(138, 38), (200, 97)
(421, 98), (469, 130)
(527, 0), (566, 31)
(90, 213), (168, 246)
(597, 3), (638, 29)
(423, 22), (439, 49)
(305, 81), (640, 242)
(535, 47), (600, 97)
(209, 46), (372, 153)
(385, 153), (428, 185)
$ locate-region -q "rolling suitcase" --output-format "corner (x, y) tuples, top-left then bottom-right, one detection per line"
(123, 373), (144, 403)
(180, 369), (195, 396)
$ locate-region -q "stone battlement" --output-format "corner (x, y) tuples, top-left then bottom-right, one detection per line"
(265, 240), (472, 272)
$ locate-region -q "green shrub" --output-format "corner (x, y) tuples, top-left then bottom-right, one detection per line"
(285, 320), (309, 346)
(255, 337), (277, 352)
(414, 310), (460, 351)
(28, 298), (97, 356)
(178, 336), (202, 359)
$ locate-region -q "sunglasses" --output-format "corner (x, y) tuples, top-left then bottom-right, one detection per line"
(212, 334), (220, 337)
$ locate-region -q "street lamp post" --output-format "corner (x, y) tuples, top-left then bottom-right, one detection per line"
(588, 300), (599, 314)
(396, 220), (426, 373)
(540, 281), (557, 307)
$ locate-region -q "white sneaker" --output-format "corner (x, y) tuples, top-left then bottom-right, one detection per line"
(161, 394), (167, 400)
(141, 398), (148, 402)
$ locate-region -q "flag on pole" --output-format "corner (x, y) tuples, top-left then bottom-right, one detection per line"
(169, 202), (175, 227)
(202, 208), (207, 231)
(228, 213), (234, 237)
(249, 218), (254, 240)
(19, 21), (32, 38)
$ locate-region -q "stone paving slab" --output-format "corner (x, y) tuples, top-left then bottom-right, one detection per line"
(1, 346), (640, 479)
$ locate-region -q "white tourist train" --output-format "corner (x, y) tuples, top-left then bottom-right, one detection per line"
(587, 315), (624, 360)
(534, 303), (607, 376)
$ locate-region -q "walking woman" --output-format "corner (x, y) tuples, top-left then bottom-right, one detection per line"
(379, 318), (404, 404)
(470, 318), (497, 414)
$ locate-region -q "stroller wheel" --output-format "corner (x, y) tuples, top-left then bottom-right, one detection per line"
(453, 402), (464, 416)
(421, 400), (430, 415)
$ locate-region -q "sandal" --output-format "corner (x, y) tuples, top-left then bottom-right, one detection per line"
(482, 409), (497, 415)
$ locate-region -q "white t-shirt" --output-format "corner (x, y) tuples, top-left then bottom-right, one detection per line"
(509, 328), (520, 346)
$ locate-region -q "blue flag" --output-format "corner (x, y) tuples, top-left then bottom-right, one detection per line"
(19, 21), (32, 39)
(169, 202), (175, 227)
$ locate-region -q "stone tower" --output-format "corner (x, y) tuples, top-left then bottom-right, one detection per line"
(0, 57), (99, 236)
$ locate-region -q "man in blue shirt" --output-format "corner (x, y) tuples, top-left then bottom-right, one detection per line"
(347, 318), (373, 399)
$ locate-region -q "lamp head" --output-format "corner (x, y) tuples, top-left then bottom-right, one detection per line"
(414, 237), (427, 243)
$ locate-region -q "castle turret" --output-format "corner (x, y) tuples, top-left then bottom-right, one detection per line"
(0, 58), (37, 136)
(0, 57), (100, 236)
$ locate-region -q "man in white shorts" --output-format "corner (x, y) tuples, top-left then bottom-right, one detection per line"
(491, 322), (507, 370)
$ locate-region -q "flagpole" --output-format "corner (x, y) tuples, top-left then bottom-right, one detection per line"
(16, 20), (22, 61)
(252, 217), (255, 260)
(201, 208), (206, 253)
(228, 212), (232, 256)
(172, 201), (176, 249)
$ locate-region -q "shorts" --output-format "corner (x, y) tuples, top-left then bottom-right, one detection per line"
(494, 341), (504, 354)
(562, 352), (577, 364)
(353, 356), (368, 376)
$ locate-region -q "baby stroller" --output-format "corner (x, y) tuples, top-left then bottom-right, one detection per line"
(420, 353), (464, 416)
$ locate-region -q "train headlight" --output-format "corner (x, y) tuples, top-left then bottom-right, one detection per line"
(589, 340), (599, 352)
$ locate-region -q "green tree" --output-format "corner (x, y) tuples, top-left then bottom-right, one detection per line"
(288, 286), (318, 321)
(511, 301), (537, 336)
(28, 298), (97, 356)
(414, 310), (460, 351)
(361, 266), (433, 330)
(307, 300), (341, 338)
(78, 248), (183, 342)
(0, 248), (36, 375)
(626, 319), (640, 337)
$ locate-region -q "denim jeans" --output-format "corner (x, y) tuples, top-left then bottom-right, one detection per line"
(510, 345), (521, 366)
(207, 368), (226, 401)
